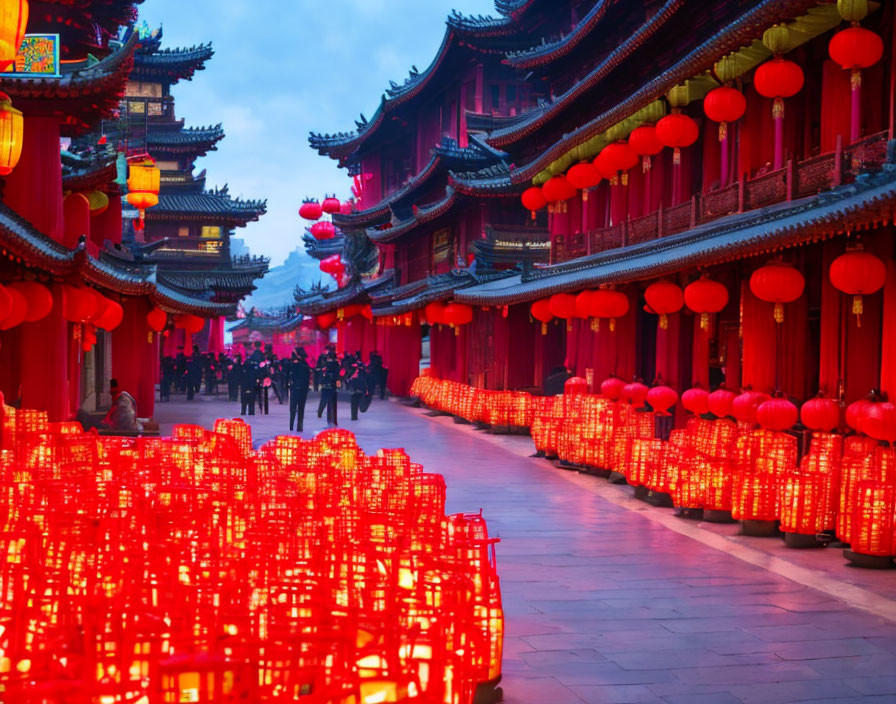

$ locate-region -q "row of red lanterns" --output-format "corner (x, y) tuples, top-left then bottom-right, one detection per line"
(521, 14), (885, 216)
(316, 304), (374, 330)
(425, 300), (474, 329)
(299, 196), (352, 221)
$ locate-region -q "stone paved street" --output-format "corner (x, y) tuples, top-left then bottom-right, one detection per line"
(156, 393), (896, 704)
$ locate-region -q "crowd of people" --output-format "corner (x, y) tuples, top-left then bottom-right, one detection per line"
(159, 341), (389, 431)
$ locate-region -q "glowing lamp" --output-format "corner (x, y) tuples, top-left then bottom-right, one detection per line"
(682, 387), (710, 415)
(647, 385), (678, 415)
(299, 199), (323, 220)
(541, 175), (576, 203)
(321, 195), (341, 214)
(7, 281), (52, 322)
(95, 298), (123, 331)
(732, 390), (770, 426)
(566, 162), (601, 190)
(0, 283), (26, 330)
(684, 276), (728, 330)
(655, 113), (699, 164)
(801, 396), (840, 433)
(756, 397), (798, 431)
(829, 26), (883, 72)
(424, 301), (447, 326)
(126, 158), (161, 229)
(628, 124), (664, 171)
(147, 306), (167, 332)
(703, 86), (746, 140)
(644, 281), (683, 329)
(750, 261), (805, 324)
(594, 141), (638, 185)
(623, 381), (649, 407)
(521, 186), (548, 217)
(600, 376), (625, 401)
(0, 91), (23, 175)
(548, 293), (578, 330)
(754, 58), (805, 102)
(0, 1), (28, 70)
(708, 388), (737, 418)
(530, 298), (553, 335)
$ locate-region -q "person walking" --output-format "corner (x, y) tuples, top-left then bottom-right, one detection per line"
(318, 350), (342, 427)
(239, 360), (257, 416)
(288, 346), (311, 432)
(160, 355), (174, 402)
(186, 345), (203, 400)
(347, 358), (371, 421)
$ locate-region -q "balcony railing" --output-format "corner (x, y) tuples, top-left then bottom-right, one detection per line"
(551, 131), (889, 264)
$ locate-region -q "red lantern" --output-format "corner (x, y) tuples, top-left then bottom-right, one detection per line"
(147, 306), (168, 332)
(732, 390), (771, 425)
(623, 381), (649, 407)
(565, 377), (588, 396)
(541, 175), (577, 203)
(647, 385), (678, 415)
(591, 289), (629, 331)
(749, 261), (805, 324)
(321, 196), (341, 214)
(62, 285), (100, 323)
(684, 276), (728, 330)
(703, 86), (746, 141)
(95, 298), (124, 331)
(628, 125), (664, 171)
(801, 396), (840, 432)
(829, 27), (884, 71)
(340, 200), (353, 216)
(548, 293), (578, 327)
(756, 397), (799, 431)
(754, 58), (804, 101)
(708, 388), (737, 418)
(600, 376), (625, 401)
(655, 113), (699, 164)
(682, 387), (710, 415)
(521, 186), (548, 217)
(0, 285), (26, 330)
(644, 281), (683, 329)
(176, 314), (205, 335)
(861, 401), (896, 443)
(594, 142), (638, 185)
(829, 248), (887, 327)
(846, 398), (873, 432)
(310, 221), (336, 240)
(8, 281), (53, 323)
(530, 298), (554, 335)
(360, 304), (374, 321)
(443, 302), (473, 328)
(425, 301), (447, 326)
(299, 199), (323, 220)
(566, 162), (601, 191)
(317, 311), (337, 329)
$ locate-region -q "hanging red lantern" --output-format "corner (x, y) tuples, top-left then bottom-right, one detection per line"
(443, 302), (473, 328)
(521, 186), (548, 217)
(62, 285), (100, 323)
(829, 247), (886, 327)
(541, 175), (577, 203)
(340, 200), (353, 215)
(548, 293), (578, 329)
(754, 58), (804, 107)
(647, 385), (678, 415)
(360, 304), (374, 321)
(655, 113), (699, 164)
(0, 285), (26, 330)
(126, 158), (161, 229)
(310, 221), (336, 240)
(147, 306), (167, 332)
(682, 387), (710, 415)
(565, 377), (588, 396)
(801, 395), (840, 432)
(591, 289), (629, 332)
(299, 199), (323, 221)
(846, 398), (873, 432)
(750, 261), (805, 324)
(530, 298), (554, 335)
(321, 196), (341, 214)
(623, 381), (649, 407)
(644, 281), (683, 330)
(7, 281), (52, 322)
(756, 396), (799, 431)
(95, 298), (124, 331)
(0, 1), (29, 71)
(0, 91), (24, 176)
(425, 301), (447, 326)
(566, 162), (601, 191)
(684, 276), (729, 330)
(708, 388), (737, 418)
(861, 401), (896, 443)
(829, 26), (884, 72)
(594, 142), (638, 185)
(703, 86), (746, 141)
(600, 376), (625, 401)
(732, 390), (771, 425)
(317, 311), (337, 329)
(176, 314), (205, 335)
(628, 125), (664, 171)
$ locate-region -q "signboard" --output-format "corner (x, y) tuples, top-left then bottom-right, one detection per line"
(432, 228), (452, 265)
(2, 34), (61, 77)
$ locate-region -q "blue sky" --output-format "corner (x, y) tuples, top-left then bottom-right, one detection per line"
(138, 0), (498, 267)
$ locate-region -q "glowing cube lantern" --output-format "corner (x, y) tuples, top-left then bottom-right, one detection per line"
(850, 481), (896, 557)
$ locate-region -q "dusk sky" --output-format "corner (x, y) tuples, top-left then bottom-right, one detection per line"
(137, 0), (497, 268)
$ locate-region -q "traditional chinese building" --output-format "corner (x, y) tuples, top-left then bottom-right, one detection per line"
(0, 3), (265, 422)
(308, 0), (896, 410)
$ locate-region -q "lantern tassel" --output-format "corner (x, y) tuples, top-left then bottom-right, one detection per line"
(659, 313), (669, 330)
(610, 318), (617, 333)
(621, 172), (629, 187)
(718, 122), (728, 142)
(853, 294), (863, 328)
(774, 302), (784, 325)
(672, 147), (681, 166)
(851, 68), (862, 92)
(642, 155), (651, 172)
(566, 321), (572, 332)
(590, 318), (600, 333)
(772, 97), (785, 120)
(700, 312), (710, 331)
(541, 322), (547, 335)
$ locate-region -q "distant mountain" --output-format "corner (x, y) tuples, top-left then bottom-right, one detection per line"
(242, 248), (334, 313)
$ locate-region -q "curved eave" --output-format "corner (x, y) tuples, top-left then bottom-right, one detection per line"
(488, 0), (685, 150)
(455, 172), (896, 307)
(132, 43), (214, 84)
(366, 188), (459, 243)
(62, 159), (118, 192)
(146, 125), (225, 157)
(3, 32), (139, 126)
(449, 169), (522, 197)
(334, 153), (443, 229)
(493, 0), (818, 184)
(505, 0), (615, 69)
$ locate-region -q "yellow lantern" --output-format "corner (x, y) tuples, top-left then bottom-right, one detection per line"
(126, 157), (160, 229)
(0, 91), (23, 175)
(0, 0), (28, 71)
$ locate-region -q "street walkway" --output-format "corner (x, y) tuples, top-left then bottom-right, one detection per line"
(155, 393), (896, 704)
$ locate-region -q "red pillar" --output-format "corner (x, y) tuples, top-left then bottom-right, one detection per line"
(112, 298), (156, 419)
(91, 194), (123, 247)
(4, 117), (64, 239)
(19, 287), (70, 421)
(62, 193), (91, 250)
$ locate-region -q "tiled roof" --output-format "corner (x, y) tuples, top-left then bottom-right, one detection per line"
(369, 270), (483, 316)
(295, 275), (394, 316)
(455, 169), (896, 306)
(133, 42), (214, 83)
(147, 124), (224, 154)
(149, 187), (267, 226)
